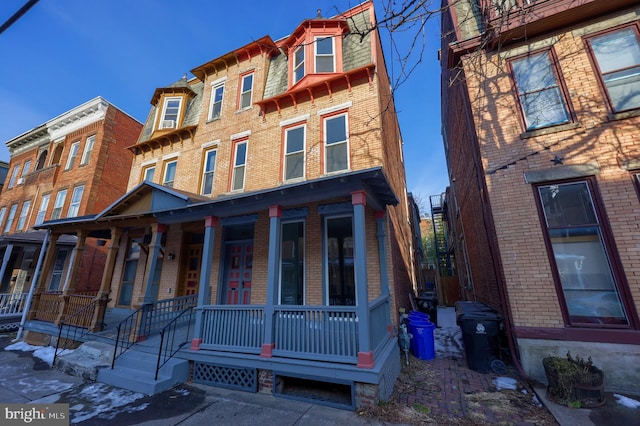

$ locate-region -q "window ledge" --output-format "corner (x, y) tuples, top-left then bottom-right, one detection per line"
(520, 122), (581, 139)
(608, 109), (640, 121)
(206, 117), (221, 124)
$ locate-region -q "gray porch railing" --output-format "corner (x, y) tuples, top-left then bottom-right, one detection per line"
(144, 294), (198, 334)
(0, 292), (28, 317)
(273, 306), (358, 362)
(369, 296), (391, 353)
(155, 307), (194, 380)
(200, 305), (265, 353)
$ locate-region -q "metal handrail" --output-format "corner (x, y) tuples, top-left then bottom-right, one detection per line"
(154, 307), (193, 380)
(111, 305), (146, 369)
(53, 298), (100, 366)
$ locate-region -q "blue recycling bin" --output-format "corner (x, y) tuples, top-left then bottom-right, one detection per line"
(413, 320), (436, 360)
(407, 311), (430, 354)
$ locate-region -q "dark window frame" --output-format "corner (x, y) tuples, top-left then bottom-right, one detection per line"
(532, 176), (638, 329)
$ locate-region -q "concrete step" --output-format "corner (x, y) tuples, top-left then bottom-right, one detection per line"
(97, 351), (189, 395)
(54, 340), (114, 381)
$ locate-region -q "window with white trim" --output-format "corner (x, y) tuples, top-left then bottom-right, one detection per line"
(231, 140), (247, 191)
(284, 124), (305, 181)
(35, 194), (50, 225)
(323, 112), (349, 173)
(201, 149), (217, 196)
(160, 97), (181, 129)
(586, 25), (640, 113)
(21, 160), (31, 179)
(16, 200), (31, 231)
(67, 185), (84, 218)
(80, 135), (95, 165)
(7, 165), (20, 189)
(51, 189), (67, 220)
(315, 36), (335, 73)
(163, 160), (177, 187)
(65, 141), (80, 170)
(4, 204), (17, 233)
(510, 50), (571, 130)
(293, 45), (305, 83)
(0, 207), (5, 231)
(142, 165), (155, 183)
(48, 248), (68, 292)
(209, 81), (225, 120)
(239, 73), (253, 110)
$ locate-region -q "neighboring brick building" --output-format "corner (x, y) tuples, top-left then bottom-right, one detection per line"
(28, 2), (419, 408)
(441, 0), (640, 393)
(0, 97), (141, 301)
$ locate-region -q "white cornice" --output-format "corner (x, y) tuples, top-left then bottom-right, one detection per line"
(47, 97), (109, 141)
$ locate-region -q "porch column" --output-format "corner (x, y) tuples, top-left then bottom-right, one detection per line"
(26, 232), (59, 321)
(90, 227), (123, 331)
(376, 210), (393, 337)
(191, 216), (218, 350)
(55, 230), (87, 324)
(0, 244), (14, 290)
(261, 205), (281, 358)
(142, 223), (165, 304)
(352, 191), (373, 368)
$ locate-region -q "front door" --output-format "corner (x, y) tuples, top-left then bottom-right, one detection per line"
(180, 244), (202, 296)
(223, 242), (253, 304)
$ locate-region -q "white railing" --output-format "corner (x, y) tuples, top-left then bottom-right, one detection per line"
(0, 292), (29, 317)
(200, 305), (265, 353)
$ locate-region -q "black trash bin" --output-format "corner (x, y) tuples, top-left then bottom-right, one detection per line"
(458, 310), (503, 373)
(417, 292), (438, 327)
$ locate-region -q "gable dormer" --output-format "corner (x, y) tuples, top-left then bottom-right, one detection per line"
(150, 77), (196, 132)
(280, 10), (350, 89)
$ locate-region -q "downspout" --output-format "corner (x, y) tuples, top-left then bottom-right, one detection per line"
(14, 229), (50, 342)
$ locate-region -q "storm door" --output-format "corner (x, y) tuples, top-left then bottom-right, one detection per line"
(222, 242), (253, 305)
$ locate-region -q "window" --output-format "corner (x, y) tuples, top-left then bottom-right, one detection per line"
(7, 165), (20, 189)
(293, 45), (305, 83)
(21, 160), (31, 178)
(80, 135), (95, 165)
(324, 113), (349, 173)
(160, 97), (181, 129)
(201, 149), (217, 196)
(231, 140), (247, 191)
(4, 204), (17, 233)
(48, 248), (68, 292)
(118, 238), (142, 306)
(586, 26), (640, 113)
(51, 190), (67, 220)
(284, 124), (305, 181)
(65, 141), (80, 170)
(163, 160), (177, 187)
(35, 194), (50, 225)
(239, 72), (253, 110)
(326, 216), (355, 306)
(142, 165), (155, 182)
(209, 81), (225, 120)
(16, 200), (31, 231)
(537, 181), (628, 326)
(67, 185), (84, 218)
(36, 150), (47, 170)
(280, 221), (305, 305)
(510, 50), (570, 130)
(315, 36), (335, 73)
(0, 207), (6, 231)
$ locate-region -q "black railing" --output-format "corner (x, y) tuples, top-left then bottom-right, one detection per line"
(111, 295), (198, 370)
(53, 298), (100, 366)
(111, 305), (146, 369)
(155, 307), (193, 380)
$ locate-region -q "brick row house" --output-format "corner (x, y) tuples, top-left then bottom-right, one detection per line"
(0, 98), (141, 327)
(26, 2), (418, 408)
(441, 0), (640, 393)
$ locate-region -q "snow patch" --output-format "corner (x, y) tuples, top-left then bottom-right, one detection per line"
(70, 383), (145, 423)
(614, 394), (640, 409)
(493, 376), (518, 391)
(6, 341), (73, 366)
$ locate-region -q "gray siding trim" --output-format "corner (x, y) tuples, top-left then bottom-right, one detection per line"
(524, 163), (601, 184)
(619, 159), (640, 171)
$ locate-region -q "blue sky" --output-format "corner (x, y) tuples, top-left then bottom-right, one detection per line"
(0, 0), (447, 212)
